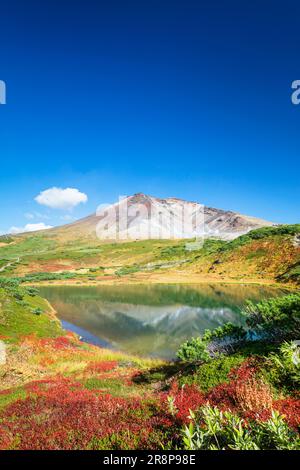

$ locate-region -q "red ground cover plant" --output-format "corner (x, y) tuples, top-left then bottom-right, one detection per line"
(245, 397), (300, 430)
(235, 377), (273, 413)
(273, 397), (300, 430)
(39, 336), (74, 350)
(85, 361), (118, 374)
(203, 358), (300, 431)
(0, 377), (175, 450)
(39, 356), (55, 367)
(165, 382), (206, 424)
(124, 369), (147, 386)
(206, 381), (237, 411)
(1, 355), (298, 450)
(0, 428), (14, 451)
(206, 357), (262, 413)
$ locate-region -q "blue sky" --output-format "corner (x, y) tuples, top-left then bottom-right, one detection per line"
(0, 0), (299, 233)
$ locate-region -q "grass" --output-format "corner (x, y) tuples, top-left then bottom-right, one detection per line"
(83, 377), (136, 397)
(0, 387), (27, 411)
(0, 287), (62, 342)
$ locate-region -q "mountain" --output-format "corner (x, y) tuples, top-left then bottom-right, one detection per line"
(54, 193), (273, 241)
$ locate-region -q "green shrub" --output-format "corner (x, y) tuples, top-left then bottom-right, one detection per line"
(219, 224), (300, 253)
(160, 245), (186, 259)
(202, 322), (246, 343)
(262, 341), (300, 393)
(244, 293), (300, 340)
(12, 291), (24, 301)
(0, 277), (20, 289)
(15, 300), (30, 308)
(177, 323), (247, 362)
(182, 405), (300, 450)
(179, 354), (245, 392)
(0, 235), (14, 244)
(1, 272), (76, 284)
(177, 293), (300, 366)
(177, 337), (210, 362)
(25, 286), (39, 296)
(31, 307), (43, 316)
(278, 263), (300, 284)
(115, 265), (140, 276)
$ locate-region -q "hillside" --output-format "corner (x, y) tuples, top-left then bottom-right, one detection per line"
(0, 224), (299, 286)
(188, 225), (300, 285)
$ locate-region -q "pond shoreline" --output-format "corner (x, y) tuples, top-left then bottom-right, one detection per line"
(39, 282), (291, 359)
(23, 277), (298, 290)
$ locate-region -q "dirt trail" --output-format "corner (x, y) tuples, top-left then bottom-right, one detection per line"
(0, 257), (20, 273)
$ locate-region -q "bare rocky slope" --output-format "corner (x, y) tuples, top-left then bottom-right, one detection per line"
(52, 193), (273, 241)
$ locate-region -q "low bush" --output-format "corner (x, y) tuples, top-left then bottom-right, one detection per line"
(182, 405), (300, 450)
(278, 263), (300, 284)
(244, 293), (300, 341)
(177, 337), (210, 362)
(0, 235), (14, 244)
(176, 323), (247, 362)
(235, 377), (273, 412)
(262, 341), (300, 393)
(31, 308), (43, 316)
(179, 354), (245, 392)
(166, 382), (205, 424)
(219, 224), (300, 253)
(115, 266), (140, 276)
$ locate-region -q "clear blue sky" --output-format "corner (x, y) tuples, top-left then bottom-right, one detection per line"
(0, 0), (299, 233)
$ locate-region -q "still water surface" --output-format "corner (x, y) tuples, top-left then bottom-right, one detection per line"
(40, 284), (288, 359)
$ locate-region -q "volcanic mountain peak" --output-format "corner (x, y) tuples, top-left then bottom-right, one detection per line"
(56, 193), (273, 241)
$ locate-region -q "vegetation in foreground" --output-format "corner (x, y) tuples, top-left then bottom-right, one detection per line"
(0, 278), (299, 450)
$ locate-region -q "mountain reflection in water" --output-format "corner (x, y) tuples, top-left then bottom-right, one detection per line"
(40, 284), (288, 359)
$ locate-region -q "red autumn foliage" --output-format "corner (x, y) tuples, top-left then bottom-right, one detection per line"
(0, 354), (298, 450)
(273, 398), (300, 429)
(228, 357), (261, 382)
(205, 358), (300, 431)
(206, 357), (261, 412)
(39, 336), (73, 350)
(166, 382), (206, 424)
(247, 397), (300, 430)
(206, 381), (237, 412)
(0, 377), (175, 450)
(0, 428), (13, 450)
(86, 361), (118, 373)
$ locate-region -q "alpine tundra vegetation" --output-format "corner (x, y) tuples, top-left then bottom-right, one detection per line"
(0, 221), (299, 450)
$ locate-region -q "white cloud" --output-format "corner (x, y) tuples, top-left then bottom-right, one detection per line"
(9, 223), (53, 234)
(35, 187), (88, 210)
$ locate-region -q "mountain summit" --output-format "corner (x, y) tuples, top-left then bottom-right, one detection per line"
(56, 193), (273, 241)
